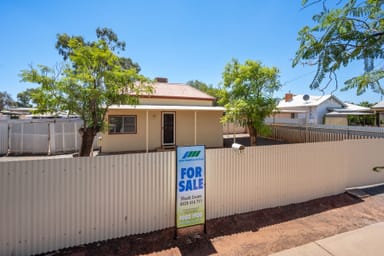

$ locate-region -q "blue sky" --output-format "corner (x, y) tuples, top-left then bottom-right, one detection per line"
(0, 0), (382, 104)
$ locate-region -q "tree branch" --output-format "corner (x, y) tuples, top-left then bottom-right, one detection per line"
(371, 31), (384, 38)
(343, 17), (371, 29)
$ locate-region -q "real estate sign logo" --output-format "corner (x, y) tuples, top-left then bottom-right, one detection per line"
(182, 150), (201, 159)
(176, 145), (205, 228)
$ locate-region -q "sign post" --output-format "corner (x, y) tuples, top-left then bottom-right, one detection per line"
(176, 145), (206, 230)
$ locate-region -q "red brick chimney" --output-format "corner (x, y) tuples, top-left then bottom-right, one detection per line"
(154, 77), (168, 83)
(285, 92), (293, 102)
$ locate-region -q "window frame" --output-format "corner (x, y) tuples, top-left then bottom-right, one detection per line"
(108, 115), (137, 135)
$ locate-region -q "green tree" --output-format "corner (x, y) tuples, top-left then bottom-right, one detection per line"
(348, 114), (375, 126)
(347, 101), (376, 125)
(221, 59), (281, 145)
(0, 91), (15, 110)
(186, 80), (210, 92)
(20, 28), (152, 156)
(358, 100), (375, 108)
(56, 28), (141, 73)
(186, 80), (227, 106)
(293, 0), (384, 95)
(16, 88), (38, 107)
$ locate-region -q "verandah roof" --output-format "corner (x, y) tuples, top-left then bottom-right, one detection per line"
(109, 105), (225, 111)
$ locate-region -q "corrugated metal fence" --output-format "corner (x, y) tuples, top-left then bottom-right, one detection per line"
(206, 141), (346, 219)
(1, 139), (384, 255)
(345, 139), (384, 188)
(0, 152), (176, 256)
(269, 124), (384, 143)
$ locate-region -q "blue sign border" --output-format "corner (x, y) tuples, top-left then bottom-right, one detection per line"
(176, 145), (206, 228)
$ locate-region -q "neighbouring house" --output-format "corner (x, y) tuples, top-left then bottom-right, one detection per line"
(371, 101), (384, 126)
(324, 103), (374, 126)
(269, 93), (345, 125)
(0, 107), (35, 119)
(0, 108), (79, 119)
(99, 78), (225, 153)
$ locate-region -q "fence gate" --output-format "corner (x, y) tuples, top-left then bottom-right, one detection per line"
(6, 119), (83, 155)
(9, 121), (49, 154)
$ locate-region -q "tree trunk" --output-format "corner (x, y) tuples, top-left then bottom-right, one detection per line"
(248, 124), (257, 146)
(79, 128), (96, 157)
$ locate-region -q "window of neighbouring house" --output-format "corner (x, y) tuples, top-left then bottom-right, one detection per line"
(108, 115), (137, 134)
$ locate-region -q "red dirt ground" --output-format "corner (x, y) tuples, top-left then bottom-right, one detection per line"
(43, 191), (384, 256)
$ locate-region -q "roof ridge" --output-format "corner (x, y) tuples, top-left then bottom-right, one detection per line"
(137, 82), (215, 101)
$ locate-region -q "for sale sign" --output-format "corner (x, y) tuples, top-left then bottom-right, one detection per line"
(176, 145), (205, 228)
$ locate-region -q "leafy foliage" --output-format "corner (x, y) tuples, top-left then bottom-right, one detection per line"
(20, 28), (151, 156)
(16, 88), (38, 107)
(221, 59), (281, 145)
(358, 100), (375, 107)
(348, 114), (375, 126)
(186, 80), (227, 106)
(294, 0), (384, 95)
(0, 91), (16, 110)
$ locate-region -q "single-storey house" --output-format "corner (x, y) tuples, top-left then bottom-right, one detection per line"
(324, 103), (373, 126)
(0, 108), (79, 119)
(270, 93), (345, 125)
(371, 101), (384, 126)
(100, 78), (225, 153)
(0, 107), (35, 119)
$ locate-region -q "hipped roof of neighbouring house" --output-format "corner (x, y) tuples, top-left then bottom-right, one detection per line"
(372, 101), (384, 109)
(331, 103), (372, 113)
(277, 94), (346, 108)
(326, 111), (373, 117)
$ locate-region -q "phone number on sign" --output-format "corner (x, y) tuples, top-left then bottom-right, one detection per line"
(180, 199), (203, 206)
(179, 212), (203, 221)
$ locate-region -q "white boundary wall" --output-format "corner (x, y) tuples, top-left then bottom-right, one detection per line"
(0, 122), (7, 155)
(1, 119), (83, 155)
(1, 139), (384, 255)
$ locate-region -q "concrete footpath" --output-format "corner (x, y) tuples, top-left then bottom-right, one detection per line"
(271, 222), (384, 256)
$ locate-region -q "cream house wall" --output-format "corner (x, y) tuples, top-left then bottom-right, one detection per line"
(175, 111), (194, 146)
(324, 116), (348, 126)
(196, 111), (223, 147)
(101, 109), (223, 153)
(273, 113), (292, 119)
(100, 109), (161, 153)
(175, 111), (223, 148)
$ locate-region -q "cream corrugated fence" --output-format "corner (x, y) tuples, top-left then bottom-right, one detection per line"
(0, 152), (175, 256)
(1, 139), (384, 255)
(344, 139), (384, 188)
(269, 124), (384, 143)
(205, 141), (347, 220)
